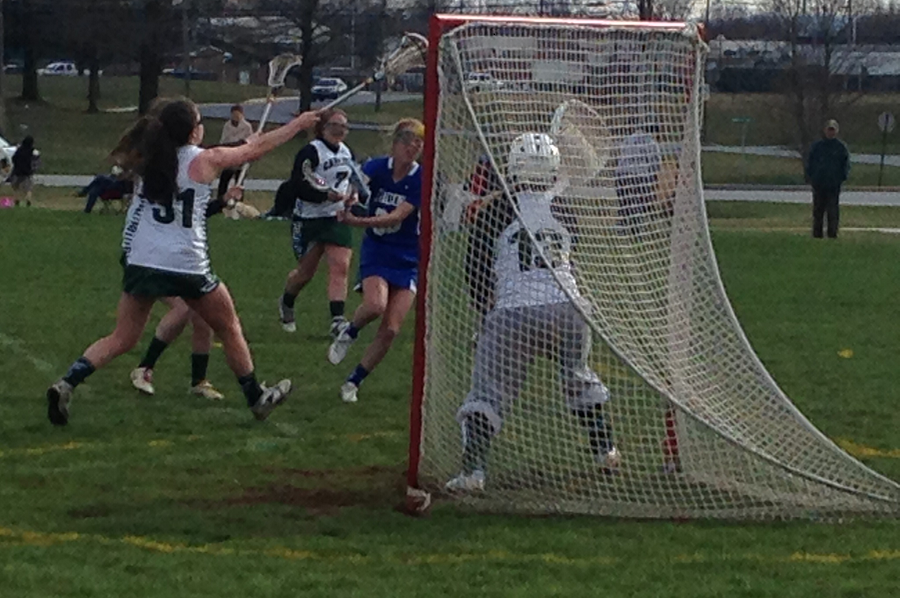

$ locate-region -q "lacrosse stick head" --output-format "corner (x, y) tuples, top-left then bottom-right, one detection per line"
(550, 99), (612, 190)
(375, 32), (428, 82)
(267, 53), (303, 89)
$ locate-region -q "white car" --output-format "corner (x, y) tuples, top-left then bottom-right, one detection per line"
(38, 62), (79, 76)
(312, 77), (349, 101)
(464, 72), (504, 93)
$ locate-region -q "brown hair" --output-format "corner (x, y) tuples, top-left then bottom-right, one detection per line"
(110, 97), (199, 205)
(230, 104), (244, 114)
(314, 108), (349, 138)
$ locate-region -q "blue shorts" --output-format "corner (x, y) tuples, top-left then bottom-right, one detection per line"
(359, 240), (418, 293)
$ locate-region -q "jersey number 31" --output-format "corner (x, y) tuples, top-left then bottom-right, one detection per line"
(152, 189), (195, 228)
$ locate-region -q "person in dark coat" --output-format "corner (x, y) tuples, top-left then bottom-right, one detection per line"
(805, 119), (850, 239)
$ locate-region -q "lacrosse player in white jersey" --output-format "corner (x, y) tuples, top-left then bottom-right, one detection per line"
(446, 133), (619, 493)
(278, 108), (361, 339)
(46, 99), (320, 426)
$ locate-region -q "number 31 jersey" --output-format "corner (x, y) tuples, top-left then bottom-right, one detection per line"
(122, 145), (213, 276)
(494, 191), (580, 310)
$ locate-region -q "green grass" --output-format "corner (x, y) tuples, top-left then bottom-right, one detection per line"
(702, 152), (900, 187)
(705, 92), (900, 155)
(5, 77), (900, 186)
(1, 200), (900, 596)
(2, 76), (422, 178)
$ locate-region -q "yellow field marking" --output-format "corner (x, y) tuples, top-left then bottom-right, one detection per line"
(1, 525), (899, 567)
(0, 430), (402, 460)
(838, 439), (900, 460)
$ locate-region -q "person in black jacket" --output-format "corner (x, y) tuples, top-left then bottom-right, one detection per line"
(10, 136), (39, 207)
(805, 119), (850, 239)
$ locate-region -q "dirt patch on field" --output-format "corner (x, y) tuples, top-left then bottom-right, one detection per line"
(199, 464), (407, 516)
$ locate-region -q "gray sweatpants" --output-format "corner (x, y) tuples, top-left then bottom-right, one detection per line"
(457, 301), (610, 435)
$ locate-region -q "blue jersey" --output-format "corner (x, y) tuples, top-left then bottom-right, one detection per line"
(361, 157), (422, 267)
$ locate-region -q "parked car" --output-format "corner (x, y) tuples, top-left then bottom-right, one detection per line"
(312, 77), (349, 101)
(38, 62), (79, 76)
(162, 67), (217, 81)
(3, 61), (24, 75)
(464, 72), (504, 93)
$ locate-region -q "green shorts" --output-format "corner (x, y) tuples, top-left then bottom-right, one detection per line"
(291, 217), (353, 260)
(121, 256), (220, 300)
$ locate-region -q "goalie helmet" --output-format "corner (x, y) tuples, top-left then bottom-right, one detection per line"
(507, 133), (560, 187)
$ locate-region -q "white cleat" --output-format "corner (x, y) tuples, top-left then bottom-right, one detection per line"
(130, 367), (155, 395)
(250, 379), (292, 421)
(279, 298), (296, 333)
(329, 316), (347, 340)
(47, 379), (74, 426)
(190, 380), (225, 401)
(594, 446), (621, 473)
(340, 381), (359, 403)
(445, 470), (486, 493)
(327, 324), (354, 365)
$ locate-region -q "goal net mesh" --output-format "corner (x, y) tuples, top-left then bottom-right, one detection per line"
(416, 18), (900, 519)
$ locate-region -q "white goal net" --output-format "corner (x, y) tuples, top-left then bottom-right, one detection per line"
(410, 15), (900, 520)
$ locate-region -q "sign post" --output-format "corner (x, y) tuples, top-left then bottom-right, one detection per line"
(877, 112), (895, 188)
(732, 117), (753, 183)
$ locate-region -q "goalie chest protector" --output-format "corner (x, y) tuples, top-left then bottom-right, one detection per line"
(494, 191), (580, 310)
(295, 139), (355, 219)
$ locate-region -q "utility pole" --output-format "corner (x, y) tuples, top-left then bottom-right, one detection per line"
(0, 0), (6, 134)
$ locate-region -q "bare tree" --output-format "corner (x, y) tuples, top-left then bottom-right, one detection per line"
(769, 0), (856, 153)
(653, 0), (695, 20)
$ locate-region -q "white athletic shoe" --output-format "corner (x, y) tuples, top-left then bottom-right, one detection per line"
(190, 380), (225, 401)
(47, 379), (74, 426)
(330, 316), (348, 339)
(250, 379), (292, 421)
(327, 324), (355, 365)
(595, 446), (621, 473)
(130, 367), (155, 395)
(279, 298), (296, 333)
(445, 470), (486, 493)
(340, 381), (359, 403)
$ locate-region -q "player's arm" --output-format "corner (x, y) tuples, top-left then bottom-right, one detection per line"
(465, 194), (515, 315)
(338, 200), (415, 227)
(188, 111), (321, 184)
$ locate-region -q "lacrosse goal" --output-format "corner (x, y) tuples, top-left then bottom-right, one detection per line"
(408, 14), (900, 519)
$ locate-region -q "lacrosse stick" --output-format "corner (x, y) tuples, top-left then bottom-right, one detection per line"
(235, 53), (303, 188)
(322, 32), (427, 110)
(549, 99), (613, 192)
(301, 157), (371, 205)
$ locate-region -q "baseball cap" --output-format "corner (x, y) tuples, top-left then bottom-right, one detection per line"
(825, 119), (839, 131)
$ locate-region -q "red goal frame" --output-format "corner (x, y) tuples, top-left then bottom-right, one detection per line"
(406, 14), (690, 493)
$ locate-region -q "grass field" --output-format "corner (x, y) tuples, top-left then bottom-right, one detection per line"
(4, 77), (900, 186)
(1, 198), (900, 597)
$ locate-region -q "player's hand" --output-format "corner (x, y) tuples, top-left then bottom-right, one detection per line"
(464, 198), (485, 225)
(327, 190), (349, 203)
(343, 192), (359, 209)
(223, 185), (244, 204)
(293, 110), (322, 131)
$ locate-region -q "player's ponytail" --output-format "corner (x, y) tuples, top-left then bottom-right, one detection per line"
(110, 98), (199, 205)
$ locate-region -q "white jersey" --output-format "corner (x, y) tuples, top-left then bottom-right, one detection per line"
(122, 145), (213, 275)
(296, 139), (354, 219)
(494, 191), (580, 310)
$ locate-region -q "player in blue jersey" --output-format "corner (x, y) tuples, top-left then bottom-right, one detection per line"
(326, 118), (425, 403)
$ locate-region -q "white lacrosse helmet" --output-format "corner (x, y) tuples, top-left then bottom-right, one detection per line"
(507, 133), (560, 186)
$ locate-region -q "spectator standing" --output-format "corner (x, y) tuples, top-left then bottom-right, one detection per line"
(806, 119), (850, 239)
(217, 104), (254, 199)
(615, 121), (661, 236)
(10, 136), (39, 207)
